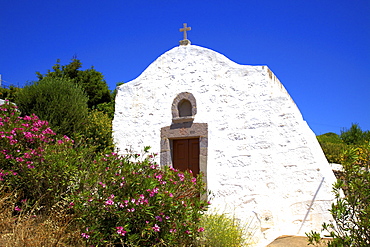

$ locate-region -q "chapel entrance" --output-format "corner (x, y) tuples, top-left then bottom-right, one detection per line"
(172, 138), (199, 176)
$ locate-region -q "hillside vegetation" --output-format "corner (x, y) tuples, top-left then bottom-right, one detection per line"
(317, 124), (370, 164)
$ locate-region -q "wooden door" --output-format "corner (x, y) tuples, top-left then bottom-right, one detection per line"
(173, 139), (199, 176)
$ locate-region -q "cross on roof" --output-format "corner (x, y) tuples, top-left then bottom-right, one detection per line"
(180, 23), (191, 40)
(179, 23), (191, 46)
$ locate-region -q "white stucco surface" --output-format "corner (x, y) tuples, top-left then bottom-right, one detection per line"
(113, 45), (336, 246)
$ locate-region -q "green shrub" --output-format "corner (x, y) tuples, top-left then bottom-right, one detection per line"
(15, 77), (89, 138)
(196, 213), (251, 247)
(36, 58), (112, 109)
(78, 109), (114, 152)
(317, 133), (347, 164)
(340, 123), (369, 146)
(307, 145), (370, 246)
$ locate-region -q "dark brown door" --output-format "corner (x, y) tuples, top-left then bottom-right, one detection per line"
(173, 139), (199, 176)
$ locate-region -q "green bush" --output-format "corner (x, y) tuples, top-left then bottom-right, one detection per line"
(36, 58), (112, 109)
(196, 213), (251, 247)
(340, 123), (369, 146)
(317, 133), (347, 164)
(15, 77), (89, 138)
(77, 109), (114, 152)
(307, 145), (370, 246)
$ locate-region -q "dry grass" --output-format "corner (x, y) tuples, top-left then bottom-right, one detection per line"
(0, 189), (84, 247)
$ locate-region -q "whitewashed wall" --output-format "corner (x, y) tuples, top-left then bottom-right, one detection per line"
(113, 45), (336, 246)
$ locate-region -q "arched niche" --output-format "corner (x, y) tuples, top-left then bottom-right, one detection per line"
(171, 92), (197, 123)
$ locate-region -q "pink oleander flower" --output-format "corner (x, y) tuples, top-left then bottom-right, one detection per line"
(116, 226), (127, 236)
(152, 224), (160, 232)
(14, 206), (21, 212)
(197, 227), (205, 232)
(177, 173), (185, 181)
(155, 216), (163, 222)
(105, 199), (114, 206)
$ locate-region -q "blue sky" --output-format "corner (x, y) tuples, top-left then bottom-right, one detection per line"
(1, 0), (369, 135)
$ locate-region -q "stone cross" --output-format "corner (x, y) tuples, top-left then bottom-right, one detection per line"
(179, 23), (191, 46)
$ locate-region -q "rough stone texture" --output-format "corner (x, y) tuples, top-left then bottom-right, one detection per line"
(113, 45), (336, 246)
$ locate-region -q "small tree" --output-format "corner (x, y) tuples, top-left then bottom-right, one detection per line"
(15, 77), (89, 138)
(0, 85), (21, 102)
(307, 144), (370, 246)
(36, 58), (112, 109)
(340, 123), (369, 146)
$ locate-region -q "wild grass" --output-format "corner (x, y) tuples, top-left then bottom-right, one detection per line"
(0, 188), (84, 247)
(196, 212), (257, 247)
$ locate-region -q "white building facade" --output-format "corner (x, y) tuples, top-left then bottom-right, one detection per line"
(113, 44), (336, 246)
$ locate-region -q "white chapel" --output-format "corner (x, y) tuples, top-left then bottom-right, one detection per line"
(113, 24), (336, 246)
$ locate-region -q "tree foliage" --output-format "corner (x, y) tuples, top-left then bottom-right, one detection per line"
(36, 58), (112, 109)
(78, 109), (114, 152)
(307, 145), (370, 246)
(15, 77), (89, 138)
(0, 85), (21, 102)
(340, 123), (370, 146)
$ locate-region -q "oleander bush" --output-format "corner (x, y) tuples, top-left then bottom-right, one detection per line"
(71, 148), (209, 246)
(307, 144), (370, 246)
(0, 101), (209, 246)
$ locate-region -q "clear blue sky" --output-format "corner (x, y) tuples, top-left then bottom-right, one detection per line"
(1, 0), (369, 135)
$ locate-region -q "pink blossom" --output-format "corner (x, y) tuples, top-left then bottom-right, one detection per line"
(116, 226), (127, 236)
(155, 216), (163, 222)
(105, 199), (114, 206)
(197, 227), (205, 232)
(177, 173), (185, 181)
(14, 206), (21, 212)
(15, 157), (24, 162)
(81, 233), (90, 239)
(152, 224), (160, 232)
